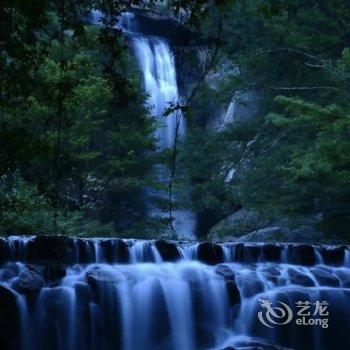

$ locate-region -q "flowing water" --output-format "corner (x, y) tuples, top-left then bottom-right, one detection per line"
(0, 236), (350, 350)
(6, 11), (347, 350)
(120, 12), (196, 239)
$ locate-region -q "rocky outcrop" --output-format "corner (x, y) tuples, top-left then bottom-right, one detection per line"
(208, 208), (268, 241)
(220, 91), (260, 128)
(126, 8), (197, 45)
(207, 91), (260, 131)
(234, 227), (292, 243)
(0, 235), (348, 267)
(233, 225), (323, 243)
(203, 59), (260, 131)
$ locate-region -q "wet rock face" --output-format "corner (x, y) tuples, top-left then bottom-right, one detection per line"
(262, 244), (282, 262)
(215, 264), (235, 281)
(334, 270), (350, 287)
(236, 271), (264, 299)
(155, 239), (180, 261)
(15, 269), (45, 294)
(320, 246), (345, 265)
(27, 235), (75, 264)
(126, 9), (197, 45)
(215, 264), (240, 306)
(1, 236), (349, 269)
(102, 239), (129, 264)
(294, 244), (316, 265)
(287, 267), (315, 287)
(241, 244), (262, 263)
(197, 242), (223, 265)
(311, 267), (340, 287)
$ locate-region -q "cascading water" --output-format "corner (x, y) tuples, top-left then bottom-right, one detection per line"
(2, 11), (350, 350)
(120, 12), (196, 239)
(1, 235), (350, 350)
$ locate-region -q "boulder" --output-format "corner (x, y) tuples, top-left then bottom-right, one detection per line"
(86, 269), (125, 294)
(215, 264), (235, 281)
(290, 225), (323, 242)
(262, 266), (282, 284)
(15, 269), (45, 294)
(235, 227), (291, 243)
(0, 262), (20, 281)
(197, 242), (223, 265)
(237, 272), (264, 298)
(211, 216), (323, 244)
(155, 240), (180, 262)
(287, 268), (315, 287)
(208, 209), (267, 241)
(311, 268), (340, 287)
(334, 270), (350, 287)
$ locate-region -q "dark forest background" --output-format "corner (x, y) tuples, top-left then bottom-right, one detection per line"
(1, 0), (350, 241)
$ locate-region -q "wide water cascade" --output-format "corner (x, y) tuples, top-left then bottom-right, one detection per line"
(0, 235), (350, 350)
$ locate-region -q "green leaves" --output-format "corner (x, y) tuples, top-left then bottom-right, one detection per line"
(0, 1), (157, 236)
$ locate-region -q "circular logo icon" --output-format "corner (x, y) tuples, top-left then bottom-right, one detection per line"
(258, 298), (293, 328)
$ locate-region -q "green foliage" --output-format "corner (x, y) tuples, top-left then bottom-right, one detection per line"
(0, 1), (157, 236)
(180, 0), (350, 240)
(0, 174), (56, 235)
(270, 96), (350, 205)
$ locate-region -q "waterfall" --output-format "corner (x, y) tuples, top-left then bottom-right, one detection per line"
(1, 11), (348, 350)
(1, 236), (350, 349)
(120, 12), (196, 239)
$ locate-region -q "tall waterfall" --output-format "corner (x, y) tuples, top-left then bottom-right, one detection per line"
(120, 12), (196, 239)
